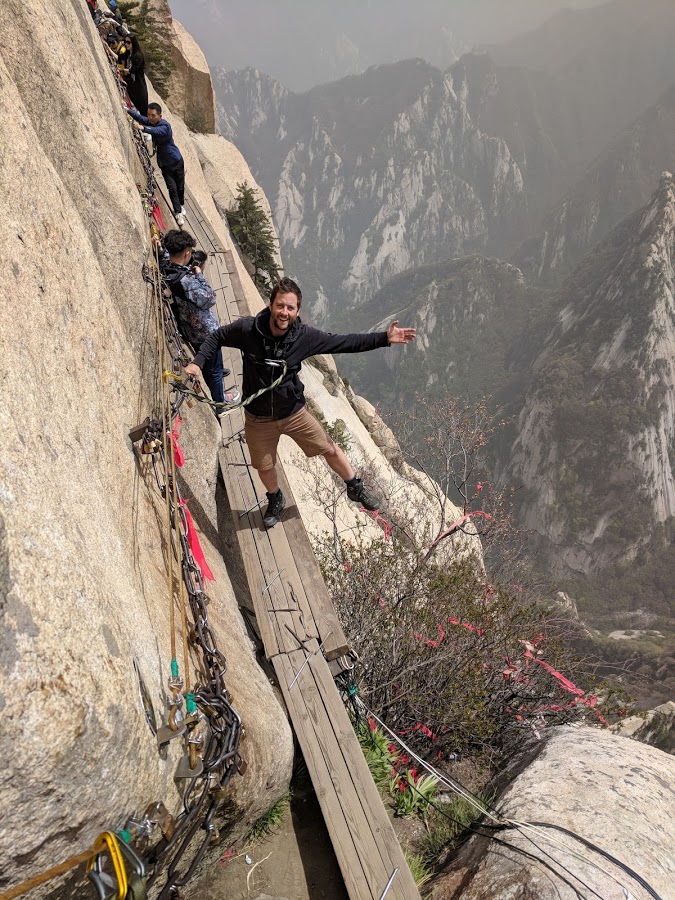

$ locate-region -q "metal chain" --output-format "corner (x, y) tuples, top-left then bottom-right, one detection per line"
(99, 37), (243, 897)
(137, 250), (243, 898)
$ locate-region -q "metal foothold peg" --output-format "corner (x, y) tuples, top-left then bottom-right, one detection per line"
(156, 721), (186, 747)
(174, 753), (204, 779)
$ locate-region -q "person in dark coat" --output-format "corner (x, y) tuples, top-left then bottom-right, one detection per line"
(127, 102), (186, 225)
(124, 34), (148, 115)
(184, 277), (416, 527)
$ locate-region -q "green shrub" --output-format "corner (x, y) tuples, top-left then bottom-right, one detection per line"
(244, 792), (291, 846)
(357, 721), (398, 786)
(404, 852), (433, 889)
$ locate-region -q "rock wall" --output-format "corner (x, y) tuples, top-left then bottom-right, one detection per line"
(144, 0), (217, 133)
(0, 1), (292, 894)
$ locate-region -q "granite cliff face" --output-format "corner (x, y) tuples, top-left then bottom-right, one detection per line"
(507, 174), (675, 575)
(437, 727), (675, 900)
(341, 254), (545, 408)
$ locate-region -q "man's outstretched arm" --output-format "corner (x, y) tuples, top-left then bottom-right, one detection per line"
(302, 320), (416, 358)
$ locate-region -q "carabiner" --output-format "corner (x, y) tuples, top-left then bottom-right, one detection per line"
(86, 831), (128, 899)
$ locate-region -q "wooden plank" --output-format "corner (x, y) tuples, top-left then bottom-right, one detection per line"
(247, 468), (322, 645)
(307, 654), (419, 900)
(221, 443), (304, 658)
(297, 649), (413, 900)
(218, 446), (279, 658)
(277, 646), (400, 899)
(273, 465), (351, 660)
(224, 249), (251, 317)
(226, 419), (318, 650)
(272, 652), (372, 900)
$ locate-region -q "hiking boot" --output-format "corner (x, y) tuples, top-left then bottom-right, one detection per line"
(263, 490), (285, 528)
(175, 212), (186, 227)
(346, 478), (380, 511)
(215, 388), (242, 418)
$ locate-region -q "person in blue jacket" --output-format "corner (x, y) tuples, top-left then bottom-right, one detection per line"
(128, 102), (186, 226)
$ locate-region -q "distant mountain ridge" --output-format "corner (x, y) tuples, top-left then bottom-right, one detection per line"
(340, 254), (546, 408)
(507, 173), (675, 575)
(215, 60), (527, 323)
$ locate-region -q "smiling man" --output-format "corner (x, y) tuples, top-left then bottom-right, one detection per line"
(184, 277), (416, 527)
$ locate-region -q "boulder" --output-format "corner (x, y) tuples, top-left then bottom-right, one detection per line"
(168, 19), (217, 134)
(435, 727), (675, 899)
(0, 0), (292, 894)
(612, 701), (675, 754)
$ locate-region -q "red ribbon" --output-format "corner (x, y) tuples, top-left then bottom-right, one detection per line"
(426, 510), (492, 554)
(361, 508), (392, 541)
(397, 723), (439, 742)
(180, 501), (215, 582)
(170, 417), (185, 468)
(413, 623), (446, 648)
(152, 197), (167, 232)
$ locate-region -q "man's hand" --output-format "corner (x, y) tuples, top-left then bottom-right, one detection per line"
(184, 363), (202, 379)
(387, 320), (416, 344)
(132, 121), (144, 132)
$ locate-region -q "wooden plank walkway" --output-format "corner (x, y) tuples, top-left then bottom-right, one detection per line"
(182, 191), (420, 900)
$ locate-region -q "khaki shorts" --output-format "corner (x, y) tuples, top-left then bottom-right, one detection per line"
(244, 406), (334, 471)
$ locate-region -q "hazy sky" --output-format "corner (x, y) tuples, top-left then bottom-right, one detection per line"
(168, 0), (608, 91)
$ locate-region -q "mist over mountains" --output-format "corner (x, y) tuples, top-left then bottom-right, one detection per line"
(214, 0), (675, 328)
(168, 0), (606, 91)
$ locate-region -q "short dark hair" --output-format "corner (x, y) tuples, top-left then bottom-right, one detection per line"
(147, 102), (162, 116)
(270, 277), (302, 308)
(164, 229), (196, 255)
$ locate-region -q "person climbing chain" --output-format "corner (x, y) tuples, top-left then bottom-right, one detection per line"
(128, 102), (187, 226)
(184, 277), (416, 527)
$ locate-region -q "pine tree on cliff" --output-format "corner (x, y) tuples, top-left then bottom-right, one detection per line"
(226, 182), (280, 297)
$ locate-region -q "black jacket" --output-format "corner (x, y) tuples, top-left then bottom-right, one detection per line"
(193, 308), (390, 418)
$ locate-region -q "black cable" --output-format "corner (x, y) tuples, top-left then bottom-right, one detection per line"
(527, 822), (664, 900)
(406, 781), (594, 898)
(407, 781), (604, 900)
(517, 830), (604, 900)
(489, 834), (590, 900)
